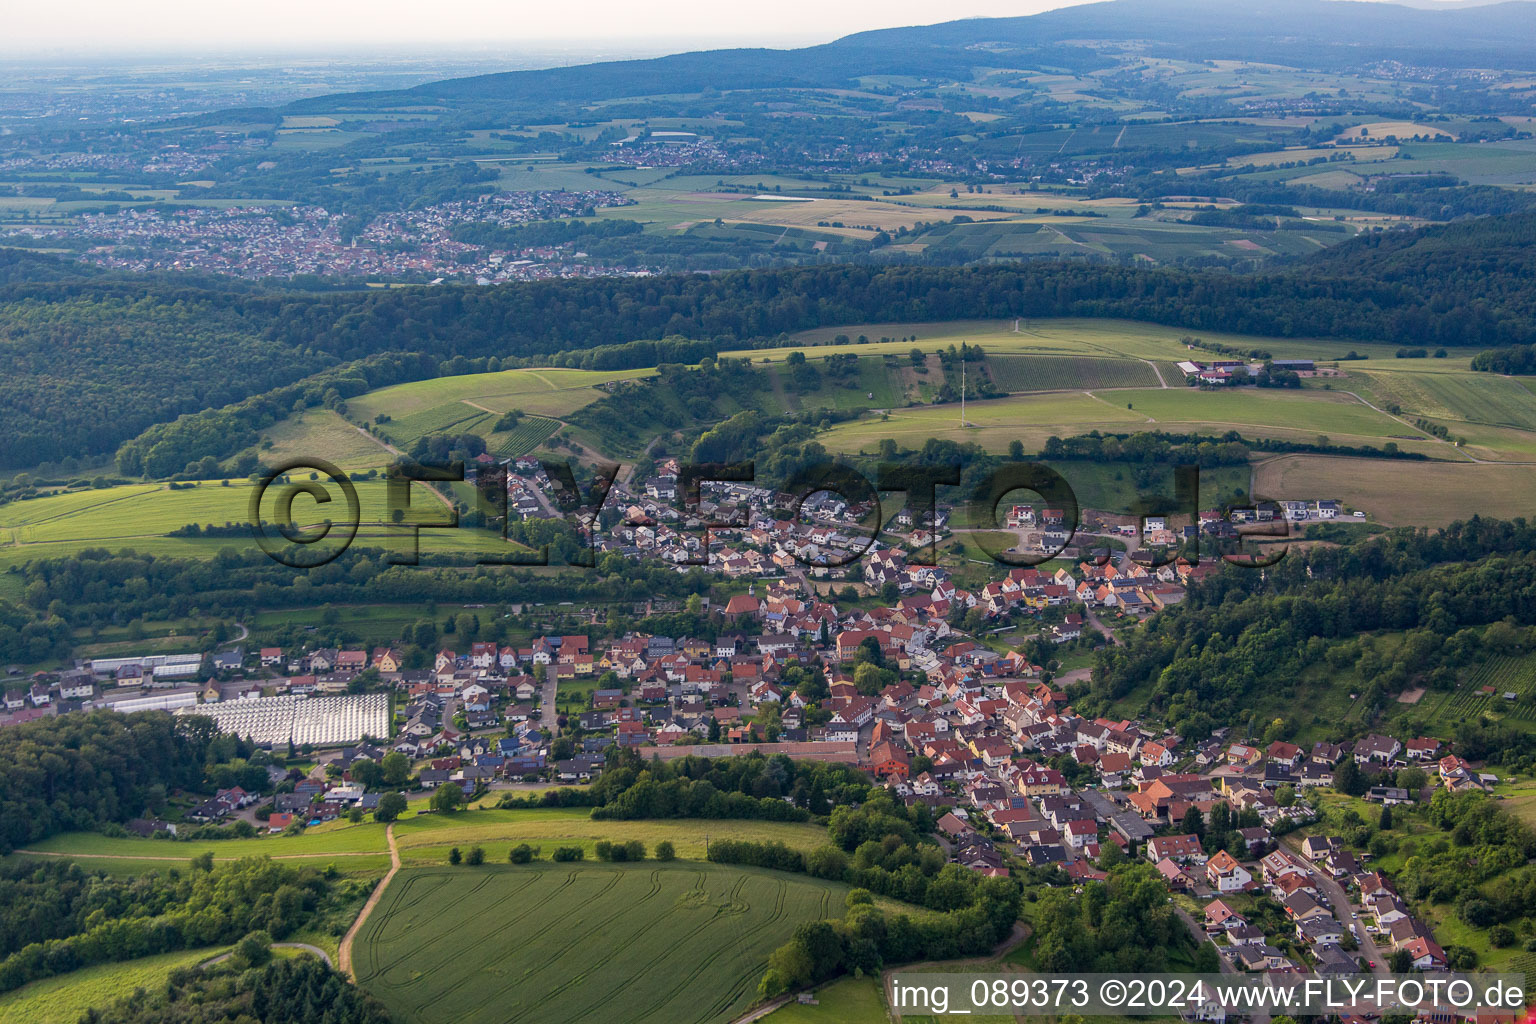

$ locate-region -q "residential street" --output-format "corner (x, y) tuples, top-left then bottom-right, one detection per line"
(1285, 836), (1389, 976)
(1085, 608), (1122, 646)
(1175, 906), (1269, 1024)
(538, 671), (558, 730)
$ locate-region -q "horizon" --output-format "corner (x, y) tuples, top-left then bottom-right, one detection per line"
(2, 0), (1499, 59)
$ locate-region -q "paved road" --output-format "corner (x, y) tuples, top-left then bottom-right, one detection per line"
(1175, 906), (1231, 973)
(338, 823), (400, 980)
(1085, 608), (1122, 646)
(202, 942), (333, 968)
(538, 671), (559, 730)
(1284, 836), (1388, 976)
(1176, 906), (1270, 1024)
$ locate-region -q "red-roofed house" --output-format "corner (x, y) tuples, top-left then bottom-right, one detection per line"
(1146, 833), (1204, 864)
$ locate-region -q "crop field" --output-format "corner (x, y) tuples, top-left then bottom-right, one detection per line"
(0, 479), (447, 544)
(1363, 370), (1536, 430)
(0, 945), (225, 1024)
(819, 379), (1440, 457)
(1252, 454), (1536, 526)
(895, 187), (1141, 214)
(377, 406), (494, 449)
(1424, 655), (1536, 726)
(390, 807), (828, 863)
(493, 414), (562, 457)
(1396, 140), (1536, 185)
(727, 318), (1410, 365)
(910, 217), (1348, 261)
(987, 354), (1159, 391)
(354, 862), (852, 1024)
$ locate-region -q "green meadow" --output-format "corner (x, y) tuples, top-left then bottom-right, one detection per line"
(0, 946), (226, 1024)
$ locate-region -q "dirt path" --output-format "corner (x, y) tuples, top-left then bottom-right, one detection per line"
(338, 823), (399, 980)
(728, 995), (795, 1024)
(347, 424), (457, 513)
(1337, 389), (1514, 464)
(1084, 389), (1154, 422)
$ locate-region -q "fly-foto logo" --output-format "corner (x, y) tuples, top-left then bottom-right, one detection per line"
(247, 456), (1289, 570)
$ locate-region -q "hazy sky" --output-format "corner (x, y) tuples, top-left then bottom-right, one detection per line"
(8, 0), (1089, 55)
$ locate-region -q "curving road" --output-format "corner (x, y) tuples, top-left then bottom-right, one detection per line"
(201, 942), (333, 968)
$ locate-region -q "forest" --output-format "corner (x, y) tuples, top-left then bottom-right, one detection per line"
(1080, 517), (1536, 739)
(0, 712), (234, 853)
(1027, 859), (1195, 971)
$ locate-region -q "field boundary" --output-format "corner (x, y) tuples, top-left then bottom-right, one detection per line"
(339, 823), (399, 980)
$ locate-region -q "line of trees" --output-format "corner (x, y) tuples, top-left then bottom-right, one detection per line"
(1471, 342), (1536, 375)
(703, 790), (1024, 999)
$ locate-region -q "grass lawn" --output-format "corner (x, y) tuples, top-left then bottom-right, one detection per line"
(1113, 387), (1417, 444)
(820, 391), (1145, 453)
(762, 976), (890, 1023)
(257, 408), (393, 471)
(345, 366), (657, 423)
(724, 318), (1407, 365)
(1493, 776), (1536, 828)
(390, 806), (829, 863)
(554, 677), (598, 712)
(1423, 903), (1524, 971)
(0, 946), (225, 1024)
(247, 602), (451, 645)
(14, 819), (391, 861)
(354, 861), (857, 1024)
(1042, 461), (1250, 512)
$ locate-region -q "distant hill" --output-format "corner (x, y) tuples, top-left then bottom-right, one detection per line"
(835, 0), (1536, 55)
(290, 0), (1536, 112)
